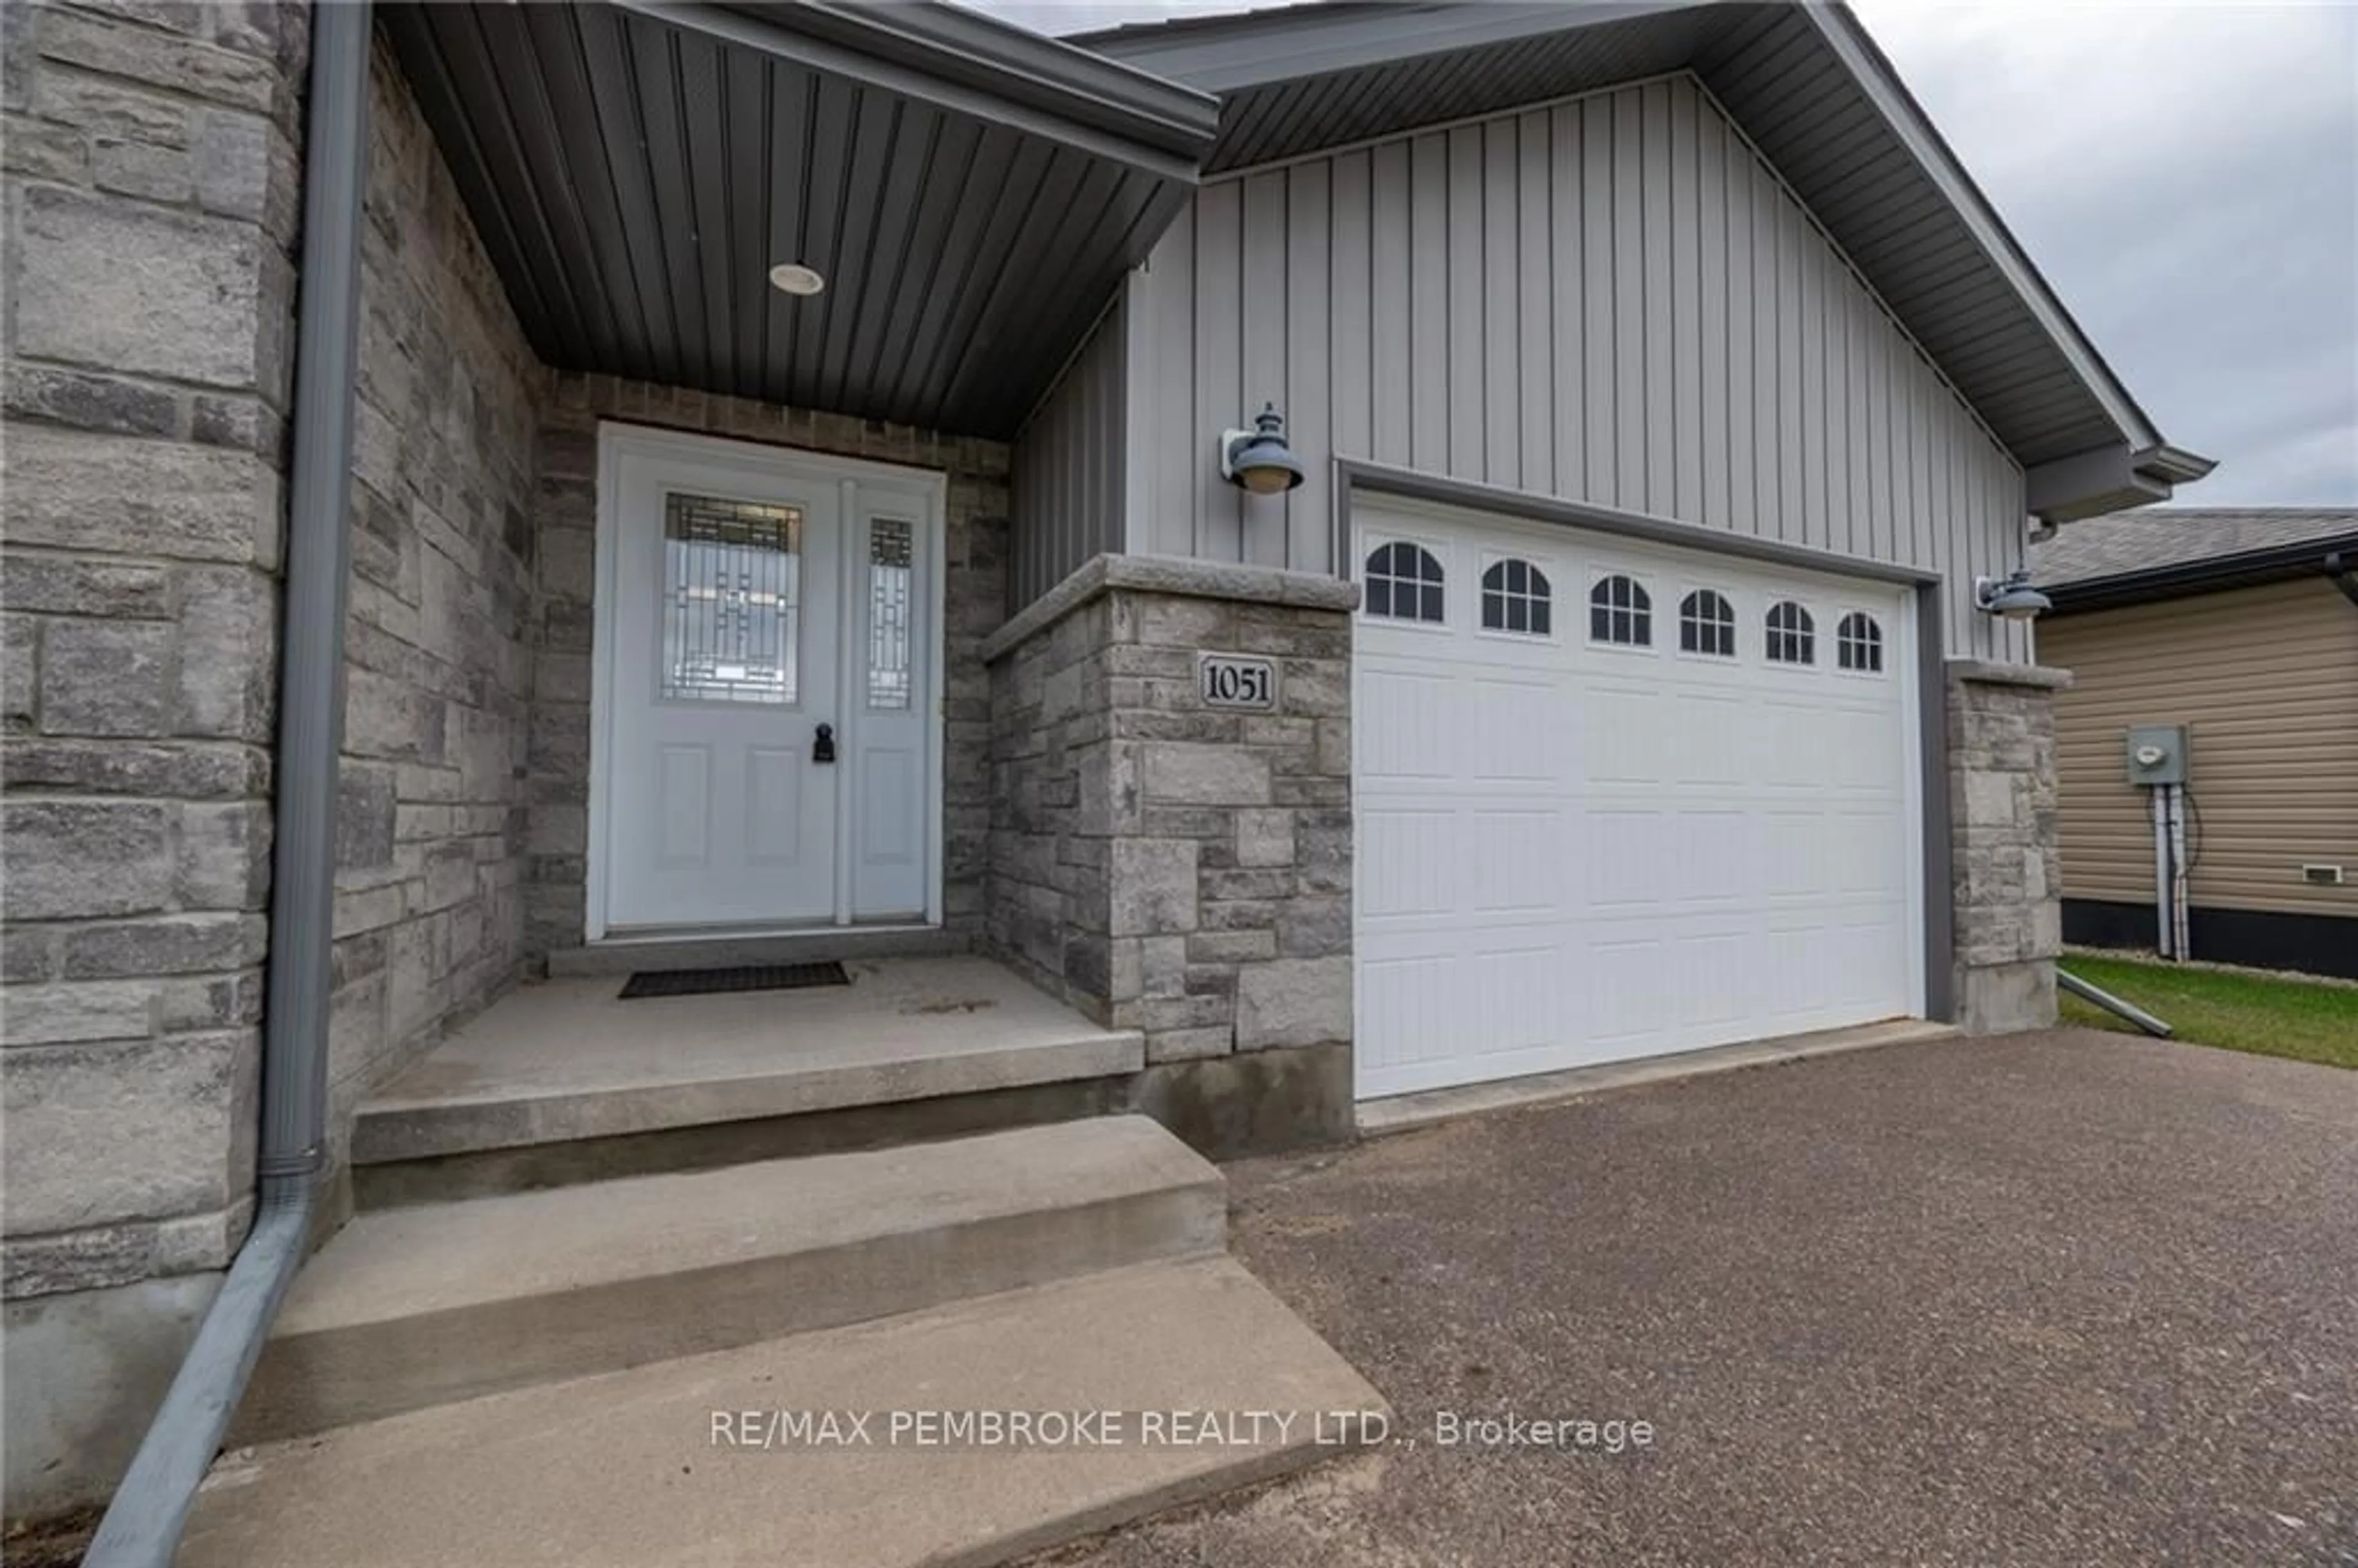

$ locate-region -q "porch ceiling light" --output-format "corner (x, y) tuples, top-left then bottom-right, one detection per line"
(1218, 403), (1306, 495)
(768, 262), (825, 297)
(1975, 566), (2052, 621)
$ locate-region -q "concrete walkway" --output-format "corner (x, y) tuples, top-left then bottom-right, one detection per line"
(185, 1259), (1385, 1568)
(1044, 1030), (2358, 1567)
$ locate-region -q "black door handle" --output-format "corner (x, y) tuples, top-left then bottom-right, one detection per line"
(812, 723), (836, 764)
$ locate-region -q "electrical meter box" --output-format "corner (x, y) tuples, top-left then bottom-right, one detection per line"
(2124, 724), (2188, 787)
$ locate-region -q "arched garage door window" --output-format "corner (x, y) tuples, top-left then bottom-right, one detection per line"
(1589, 574), (1651, 646)
(1364, 542), (1445, 624)
(1678, 589), (1737, 656)
(1765, 600), (1815, 664)
(1481, 559), (1552, 634)
(1837, 612), (1885, 672)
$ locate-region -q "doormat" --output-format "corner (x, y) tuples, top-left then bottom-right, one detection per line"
(617, 961), (851, 1001)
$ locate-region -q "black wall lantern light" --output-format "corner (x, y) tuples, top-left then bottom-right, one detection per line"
(1974, 565), (2052, 621)
(1218, 403), (1306, 495)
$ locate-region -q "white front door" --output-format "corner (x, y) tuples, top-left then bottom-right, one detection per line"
(591, 426), (943, 936)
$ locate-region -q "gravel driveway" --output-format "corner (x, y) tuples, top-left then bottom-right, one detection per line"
(1046, 1029), (2358, 1567)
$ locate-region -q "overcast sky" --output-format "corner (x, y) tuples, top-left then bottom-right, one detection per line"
(973, 1), (2358, 505)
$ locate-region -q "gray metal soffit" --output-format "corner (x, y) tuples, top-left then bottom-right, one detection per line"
(383, 0), (1218, 438)
(1080, 0), (2209, 480)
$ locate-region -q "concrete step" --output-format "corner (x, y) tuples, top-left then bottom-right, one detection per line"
(547, 925), (965, 977)
(350, 959), (1145, 1208)
(237, 1117), (1224, 1445)
(189, 1257), (1386, 1568)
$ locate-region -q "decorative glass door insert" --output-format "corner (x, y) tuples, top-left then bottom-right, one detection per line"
(661, 494), (804, 704)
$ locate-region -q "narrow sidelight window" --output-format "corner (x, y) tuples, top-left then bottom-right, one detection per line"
(867, 518), (914, 708)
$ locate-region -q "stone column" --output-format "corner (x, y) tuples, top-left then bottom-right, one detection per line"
(1947, 659), (2071, 1033)
(984, 556), (1358, 1155)
(1, 0), (308, 1517)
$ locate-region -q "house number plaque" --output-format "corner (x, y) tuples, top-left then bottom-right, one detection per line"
(1198, 653), (1277, 710)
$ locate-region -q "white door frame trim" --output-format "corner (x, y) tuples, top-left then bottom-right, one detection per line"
(585, 421), (948, 942)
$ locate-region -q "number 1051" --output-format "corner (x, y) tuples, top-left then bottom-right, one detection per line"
(1199, 655), (1276, 710)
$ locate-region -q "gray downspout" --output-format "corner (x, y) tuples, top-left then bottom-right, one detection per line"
(82, 2), (371, 1562)
(2058, 969), (2173, 1038)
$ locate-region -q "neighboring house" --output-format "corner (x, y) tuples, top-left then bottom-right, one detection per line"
(1, 0), (2210, 1543)
(2034, 509), (2358, 979)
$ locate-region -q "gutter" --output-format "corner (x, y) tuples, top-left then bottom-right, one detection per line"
(2040, 532), (2358, 616)
(1076, 0), (1694, 95)
(762, 0), (1223, 158)
(2026, 443), (2219, 524)
(82, 3), (371, 1561)
(634, 1), (1219, 184)
(2133, 443), (2219, 487)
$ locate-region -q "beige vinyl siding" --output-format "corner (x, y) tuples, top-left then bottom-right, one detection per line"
(2041, 578), (2358, 918)
(1123, 72), (2031, 661)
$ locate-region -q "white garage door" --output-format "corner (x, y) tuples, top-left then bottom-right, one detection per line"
(1353, 501), (1923, 1100)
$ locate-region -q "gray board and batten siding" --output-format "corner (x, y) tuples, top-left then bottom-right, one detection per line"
(1008, 295), (1130, 618)
(1012, 74), (2031, 664)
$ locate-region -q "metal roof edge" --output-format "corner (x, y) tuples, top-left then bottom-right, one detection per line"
(807, 2), (1223, 149)
(1076, 0), (1705, 93)
(1065, 1), (1388, 50)
(2026, 441), (2219, 526)
(1802, 3), (2166, 457)
(2134, 443), (2219, 485)
(658, 1), (1221, 178)
(2040, 532), (2358, 613)
(2027, 444), (2172, 524)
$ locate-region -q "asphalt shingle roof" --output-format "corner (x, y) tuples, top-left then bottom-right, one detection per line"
(2031, 507), (2358, 588)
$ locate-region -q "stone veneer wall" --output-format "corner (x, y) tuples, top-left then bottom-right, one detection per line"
(1948, 659), (2070, 1033)
(0, 0), (310, 1516)
(984, 556), (1359, 1155)
(524, 378), (1009, 958)
(1, 4), (1021, 1518)
(323, 37), (542, 1182)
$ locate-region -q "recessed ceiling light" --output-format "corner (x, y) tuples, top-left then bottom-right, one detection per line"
(768, 262), (825, 297)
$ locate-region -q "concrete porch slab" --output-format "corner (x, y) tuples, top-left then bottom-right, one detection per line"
(352, 957), (1143, 1165)
(184, 1257), (1388, 1568)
